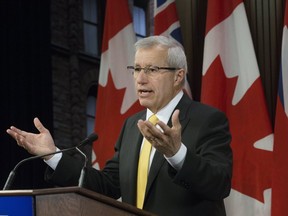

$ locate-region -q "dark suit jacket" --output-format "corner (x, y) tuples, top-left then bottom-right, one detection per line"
(46, 94), (232, 216)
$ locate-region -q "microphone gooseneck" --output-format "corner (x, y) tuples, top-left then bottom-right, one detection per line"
(76, 147), (88, 187)
(3, 133), (98, 190)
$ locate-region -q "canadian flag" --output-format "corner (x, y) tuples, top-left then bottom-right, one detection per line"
(201, 0), (274, 215)
(271, 1), (288, 215)
(92, 0), (142, 169)
(153, 0), (192, 97)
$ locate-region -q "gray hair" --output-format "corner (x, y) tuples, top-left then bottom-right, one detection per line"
(134, 36), (188, 74)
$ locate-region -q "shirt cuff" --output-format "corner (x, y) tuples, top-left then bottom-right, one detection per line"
(165, 143), (187, 170)
(44, 147), (62, 170)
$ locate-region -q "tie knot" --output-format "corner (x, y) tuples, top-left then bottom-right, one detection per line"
(148, 114), (158, 125)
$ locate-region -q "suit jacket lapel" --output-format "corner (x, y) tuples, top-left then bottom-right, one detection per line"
(128, 112), (146, 204)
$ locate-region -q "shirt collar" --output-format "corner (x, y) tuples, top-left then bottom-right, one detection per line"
(146, 91), (183, 124)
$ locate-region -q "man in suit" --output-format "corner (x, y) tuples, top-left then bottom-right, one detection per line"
(7, 36), (232, 216)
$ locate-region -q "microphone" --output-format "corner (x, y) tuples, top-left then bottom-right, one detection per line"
(3, 133), (98, 190)
(75, 147), (87, 187)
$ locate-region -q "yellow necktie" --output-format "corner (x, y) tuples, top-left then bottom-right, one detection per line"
(137, 114), (158, 209)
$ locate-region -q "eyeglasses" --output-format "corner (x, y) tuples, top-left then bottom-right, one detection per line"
(127, 66), (180, 77)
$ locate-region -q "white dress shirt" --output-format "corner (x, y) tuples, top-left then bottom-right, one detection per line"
(145, 90), (187, 171)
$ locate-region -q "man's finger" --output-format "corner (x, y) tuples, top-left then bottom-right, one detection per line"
(8, 126), (28, 137)
(34, 117), (47, 133)
(6, 128), (17, 139)
(171, 109), (181, 129)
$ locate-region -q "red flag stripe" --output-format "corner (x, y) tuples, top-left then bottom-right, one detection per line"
(93, 0), (143, 169)
(101, 0), (132, 52)
(205, 0), (242, 35)
(285, 2), (288, 26)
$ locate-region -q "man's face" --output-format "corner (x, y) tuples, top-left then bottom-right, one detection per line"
(134, 46), (180, 113)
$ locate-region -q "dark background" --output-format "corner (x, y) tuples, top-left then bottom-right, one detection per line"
(0, 1), (53, 189)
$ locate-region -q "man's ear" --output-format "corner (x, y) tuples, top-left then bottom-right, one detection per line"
(174, 69), (185, 83)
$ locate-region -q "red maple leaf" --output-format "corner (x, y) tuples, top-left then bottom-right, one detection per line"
(202, 56), (273, 202)
(93, 71), (143, 169)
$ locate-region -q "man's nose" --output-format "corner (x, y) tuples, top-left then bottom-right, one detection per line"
(136, 69), (148, 82)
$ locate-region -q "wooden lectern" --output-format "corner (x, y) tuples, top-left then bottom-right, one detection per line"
(0, 187), (156, 216)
